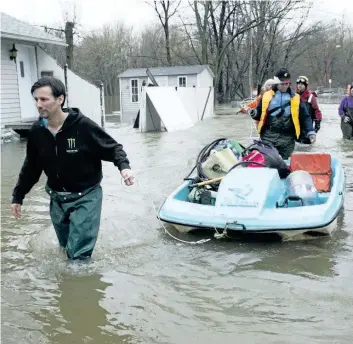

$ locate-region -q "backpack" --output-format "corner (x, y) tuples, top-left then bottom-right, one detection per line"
(242, 140), (291, 178)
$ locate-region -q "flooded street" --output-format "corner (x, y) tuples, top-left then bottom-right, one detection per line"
(1, 104), (353, 344)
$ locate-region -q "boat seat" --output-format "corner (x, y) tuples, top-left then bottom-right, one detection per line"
(289, 153), (332, 192)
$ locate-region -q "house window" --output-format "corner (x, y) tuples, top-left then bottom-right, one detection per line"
(178, 76), (187, 87)
(41, 71), (54, 77)
(131, 79), (139, 102)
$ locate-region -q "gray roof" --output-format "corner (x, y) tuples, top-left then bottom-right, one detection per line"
(1, 12), (67, 46)
(118, 64), (214, 78)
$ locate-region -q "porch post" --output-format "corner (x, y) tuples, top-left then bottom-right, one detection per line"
(100, 82), (106, 129)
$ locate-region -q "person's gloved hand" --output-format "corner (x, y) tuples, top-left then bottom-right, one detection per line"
(121, 169), (134, 186)
(314, 119), (321, 133)
(343, 116), (351, 123)
(249, 109), (257, 119)
(309, 135), (316, 144)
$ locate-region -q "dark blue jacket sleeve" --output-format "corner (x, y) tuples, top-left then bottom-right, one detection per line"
(253, 98), (262, 121)
(299, 102), (315, 137)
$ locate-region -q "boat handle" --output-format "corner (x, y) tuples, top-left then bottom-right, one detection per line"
(276, 196), (304, 208)
(226, 221), (246, 230)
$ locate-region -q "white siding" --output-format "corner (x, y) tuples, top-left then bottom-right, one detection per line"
(1, 39), (21, 125)
(168, 74), (198, 87)
(154, 76), (168, 86)
(120, 77), (146, 123)
(36, 48), (101, 125)
(198, 69), (214, 87)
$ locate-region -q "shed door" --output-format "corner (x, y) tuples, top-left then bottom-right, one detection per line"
(16, 45), (38, 121)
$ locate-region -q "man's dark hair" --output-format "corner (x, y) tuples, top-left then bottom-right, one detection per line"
(31, 76), (66, 109)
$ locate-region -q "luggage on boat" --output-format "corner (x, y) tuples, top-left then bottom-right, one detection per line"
(212, 138), (245, 159)
(290, 153), (332, 192)
(186, 138), (245, 203)
(186, 138), (291, 204)
(196, 138), (245, 180)
(201, 147), (240, 179)
(286, 170), (319, 206)
(242, 140), (291, 178)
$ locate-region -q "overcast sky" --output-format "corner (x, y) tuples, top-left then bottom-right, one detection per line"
(1, 0), (352, 33)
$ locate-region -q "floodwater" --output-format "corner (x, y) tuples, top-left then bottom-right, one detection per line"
(1, 104), (353, 344)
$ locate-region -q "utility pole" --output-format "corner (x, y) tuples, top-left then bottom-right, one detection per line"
(64, 64), (69, 107)
(248, 3), (254, 100)
(249, 26), (253, 99)
(65, 21), (74, 69)
(40, 21), (74, 69)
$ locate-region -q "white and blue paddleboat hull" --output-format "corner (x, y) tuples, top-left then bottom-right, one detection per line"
(157, 157), (345, 241)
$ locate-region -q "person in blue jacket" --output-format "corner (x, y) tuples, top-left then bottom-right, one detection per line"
(251, 68), (316, 159)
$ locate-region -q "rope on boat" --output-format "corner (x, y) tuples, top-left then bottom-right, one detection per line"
(150, 200), (211, 245)
(120, 176), (212, 245)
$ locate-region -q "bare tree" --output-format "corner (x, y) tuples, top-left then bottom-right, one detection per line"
(62, 0), (353, 107)
(201, 0), (300, 102)
(190, 0), (211, 64)
(152, 0), (182, 66)
(74, 23), (135, 95)
(303, 20), (353, 87)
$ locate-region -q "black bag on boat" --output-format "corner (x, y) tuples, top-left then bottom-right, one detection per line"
(242, 140), (291, 178)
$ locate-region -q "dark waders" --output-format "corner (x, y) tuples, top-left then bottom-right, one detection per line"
(45, 183), (102, 260)
(261, 132), (296, 160)
(341, 119), (353, 139)
(341, 109), (353, 140)
(260, 114), (296, 160)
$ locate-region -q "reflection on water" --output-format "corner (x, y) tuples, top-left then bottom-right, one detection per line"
(1, 104), (353, 343)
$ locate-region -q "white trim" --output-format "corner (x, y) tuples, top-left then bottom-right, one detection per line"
(130, 78), (139, 103)
(1, 32), (67, 46)
(178, 75), (187, 87)
(308, 94), (313, 103)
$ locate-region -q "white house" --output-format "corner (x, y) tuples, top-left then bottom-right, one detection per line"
(118, 65), (214, 124)
(1, 12), (102, 137)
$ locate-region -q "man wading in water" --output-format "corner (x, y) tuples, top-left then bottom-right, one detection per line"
(11, 76), (134, 260)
